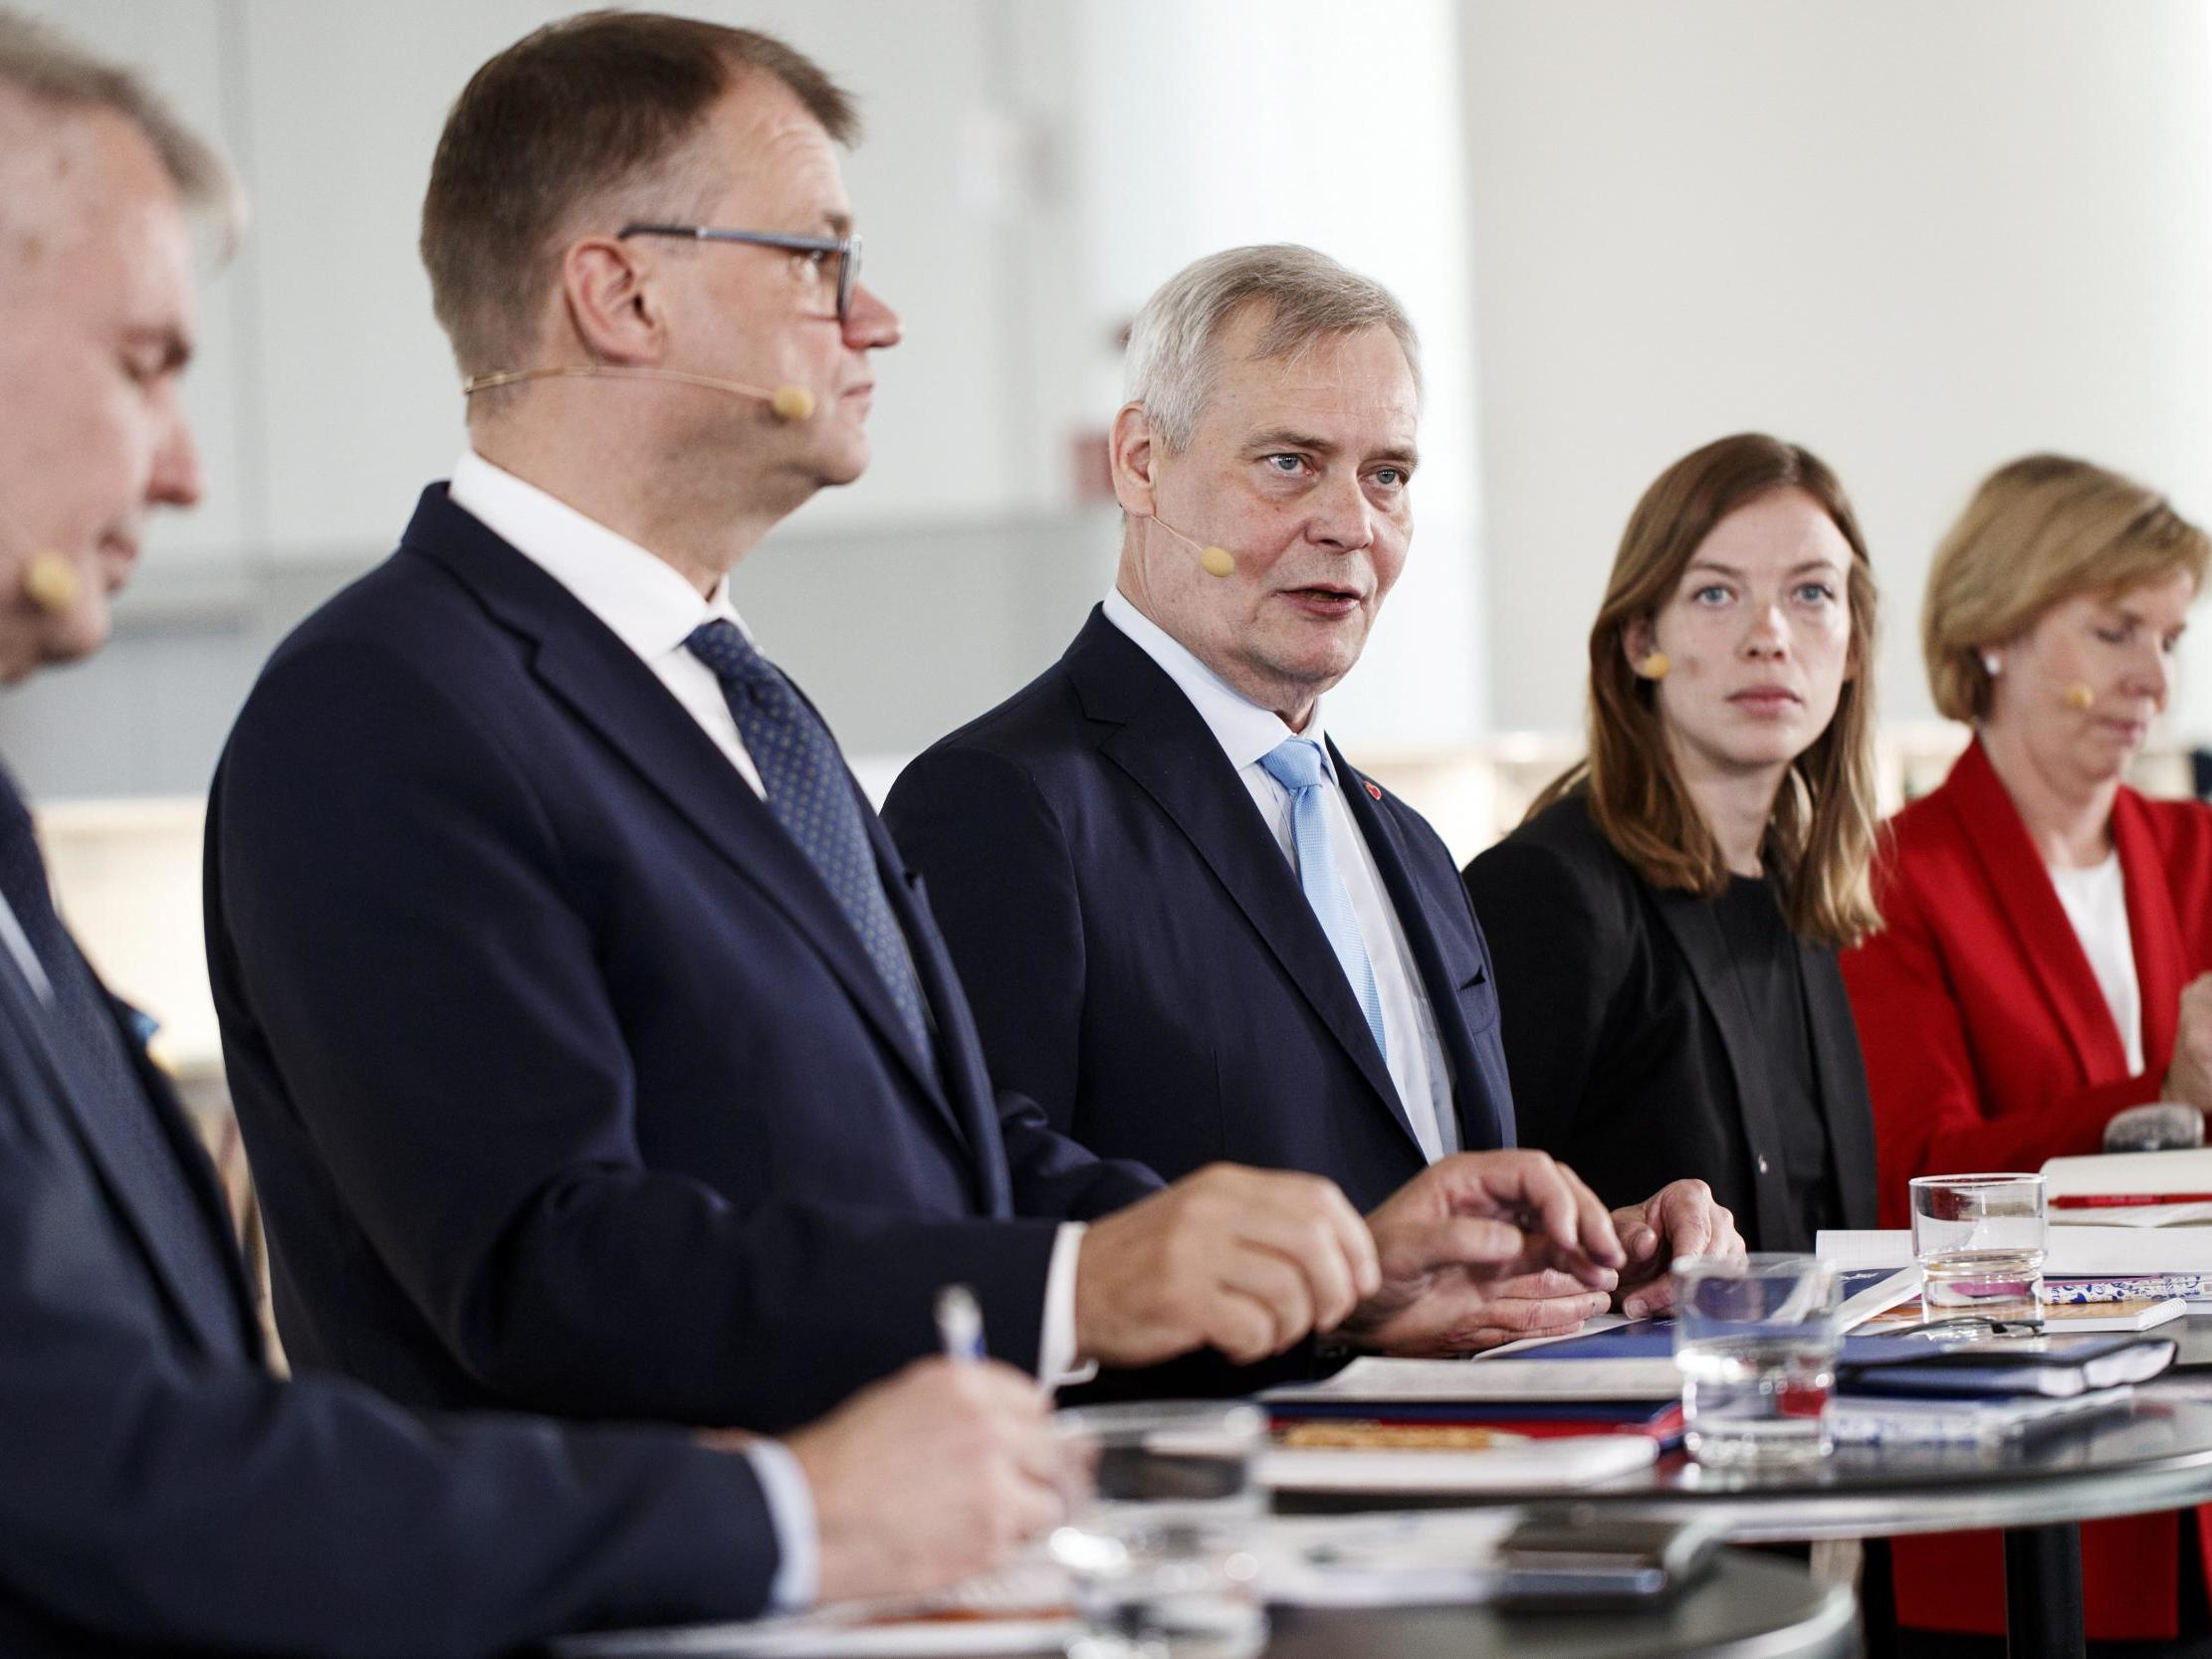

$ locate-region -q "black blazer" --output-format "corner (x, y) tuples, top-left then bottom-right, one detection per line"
(0, 898), (778, 1658)
(1462, 793), (1876, 1250)
(882, 607), (1513, 1214)
(208, 487), (1158, 1437)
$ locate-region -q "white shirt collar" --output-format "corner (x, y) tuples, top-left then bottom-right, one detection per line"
(1100, 586), (1332, 778)
(447, 450), (748, 658)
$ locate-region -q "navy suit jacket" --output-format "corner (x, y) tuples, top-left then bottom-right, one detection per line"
(208, 487), (1157, 1435)
(0, 879), (778, 1658)
(881, 608), (1514, 1213)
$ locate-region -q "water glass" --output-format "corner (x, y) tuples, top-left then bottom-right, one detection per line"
(1673, 1253), (1840, 1467)
(1909, 1172), (2046, 1327)
(1048, 1401), (1267, 1659)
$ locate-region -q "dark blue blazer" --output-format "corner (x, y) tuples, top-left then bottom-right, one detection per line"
(881, 608), (1514, 1213)
(207, 487), (1157, 1435)
(0, 881), (779, 1658)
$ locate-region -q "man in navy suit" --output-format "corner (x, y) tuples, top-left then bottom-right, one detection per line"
(0, 14), (1070, 1655)
(885, 247), (1742, 1348)
(208, 14), (1627, 1433)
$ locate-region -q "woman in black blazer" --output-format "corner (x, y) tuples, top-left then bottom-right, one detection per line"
(1464, 434), (1883, 1251)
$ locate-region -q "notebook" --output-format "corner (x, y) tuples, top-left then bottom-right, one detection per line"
(1836, 1334), (2176, 1398)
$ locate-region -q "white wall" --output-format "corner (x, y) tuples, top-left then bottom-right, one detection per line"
(4, 0), (1490, 796)
(1464, 0), (2212, 742)
(21, 1), (2212, 800)
(4, 0), (1132, 792)
(1065, 0), (1487, 748)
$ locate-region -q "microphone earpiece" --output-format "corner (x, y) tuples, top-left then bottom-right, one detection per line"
(1635, 652), (1670, 682)
(767, 384), (816, 422)
(461, 364), (815, 422)
(1146, 515), (1237, 578)
(2063, 683), (2096, 711)
(21, 552), (79, 615)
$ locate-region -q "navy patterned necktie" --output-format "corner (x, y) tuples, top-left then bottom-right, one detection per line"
(0, 769), (240, 1348)
(684, 620), (934, 1061)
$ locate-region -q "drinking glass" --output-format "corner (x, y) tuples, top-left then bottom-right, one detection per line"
(1048, 1401), (1267, 1659)
(1908, 1172), (2046, 1328)
(1672, 1253), (1840, 1467)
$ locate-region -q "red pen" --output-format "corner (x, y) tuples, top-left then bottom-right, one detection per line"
(2048, 1192), (2212, 1209)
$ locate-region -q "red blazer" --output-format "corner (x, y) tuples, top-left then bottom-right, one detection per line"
(1843, 735), (2212, 1639)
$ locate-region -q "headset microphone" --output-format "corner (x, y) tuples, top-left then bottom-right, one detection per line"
(462, 364), (815, 422)
(0, 506), (84, 615)
(1144, 514), (1236, 578)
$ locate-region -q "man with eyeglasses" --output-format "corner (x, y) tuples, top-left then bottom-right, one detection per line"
(0, 11), (1075, 1653)
(208, 11), (1621, 1437)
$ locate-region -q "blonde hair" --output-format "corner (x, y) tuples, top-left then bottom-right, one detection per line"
(1530, 432), (1882, 949)
(1923, 454), (2211, 723)
(1123, 244), (1420, 452)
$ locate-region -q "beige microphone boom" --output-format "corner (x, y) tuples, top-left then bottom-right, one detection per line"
(461, 364), (815, 422)
(1147, 514), (1236, 578)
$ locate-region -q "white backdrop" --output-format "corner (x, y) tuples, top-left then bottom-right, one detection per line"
(11, 1), (2212, 796)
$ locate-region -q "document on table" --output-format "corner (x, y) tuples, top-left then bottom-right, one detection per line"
(1261, 1431), (1659, 1492)
(1264, 1355), (1683, 1405)
(2043, 1148), (2212, 1226)
(556, 1514), (1528, 1653)
(1817, 1226), (2212, 1276)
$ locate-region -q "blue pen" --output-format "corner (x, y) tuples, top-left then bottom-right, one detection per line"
(936, 1283), (985, 1362)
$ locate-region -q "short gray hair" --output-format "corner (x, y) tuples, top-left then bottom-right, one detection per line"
(0, 9), (242, 252)
(1123, 244), (1420, 453)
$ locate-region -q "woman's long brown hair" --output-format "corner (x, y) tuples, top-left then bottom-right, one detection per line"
(1528, 432), (1882, 948)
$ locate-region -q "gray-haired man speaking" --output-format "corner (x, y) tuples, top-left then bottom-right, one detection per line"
(887, 245), (1742, 1351)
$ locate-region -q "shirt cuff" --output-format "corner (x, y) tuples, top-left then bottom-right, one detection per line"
(1039, 1220), (1096, 1387)
(744, 1438), (818, 1611)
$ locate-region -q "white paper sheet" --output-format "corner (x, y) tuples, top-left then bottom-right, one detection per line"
(1260, 1431), (1656, 1493)
(1816, 1225), (2212, 1276)
(1263, 1356), (1681, 1405)
(557, 1514), (1532, 1653)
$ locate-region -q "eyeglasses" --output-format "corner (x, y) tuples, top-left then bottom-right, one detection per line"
(617, 223), (862, 324)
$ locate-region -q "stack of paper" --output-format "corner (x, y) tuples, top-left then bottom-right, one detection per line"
(1830, 1387), (2135, 1446)
(1259, 1431), (1657, 1493)
(1816, 1225), (2212, 1278)
(2043, 1148), (2212, 1228)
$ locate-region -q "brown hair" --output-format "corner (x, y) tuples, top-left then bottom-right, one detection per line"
(1923, 453), (2211, 723)
(0, 10), (241, 252)
(420, 10), (856, 377)
(1530, 432), (1882, 948)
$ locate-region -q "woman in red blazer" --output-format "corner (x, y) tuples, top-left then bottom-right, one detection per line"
(1845, 454), (2212, 1649)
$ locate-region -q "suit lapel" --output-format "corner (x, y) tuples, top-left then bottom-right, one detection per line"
(1651, 890), (1797, 1251)
(2113, 788), (2187, 1073)
(1943, 739), (2126, 1081)
(868, 814), (1005, 1202)
(403, 490), (962, 1141)
(0, 951), (248, 1355)
(1067, 614), (1415, 1147)
(1799, 944), (1878, 1231)
(1334, 743), (1514, 1151)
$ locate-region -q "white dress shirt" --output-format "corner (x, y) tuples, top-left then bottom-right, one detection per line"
(1102, 588), (1459, 1161)
(2049, 851), (2145, 1076)
(448, 453), (1088, 1599)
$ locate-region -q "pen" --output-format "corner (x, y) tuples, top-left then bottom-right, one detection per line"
(935, 1283), (985, 1362)
(2048, 1193), (2212, 1209)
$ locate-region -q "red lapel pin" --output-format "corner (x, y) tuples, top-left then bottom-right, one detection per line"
(1364, 780), (1383, 800)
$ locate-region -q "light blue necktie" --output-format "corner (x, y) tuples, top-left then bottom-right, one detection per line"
(1259, 737), (1389, 1065)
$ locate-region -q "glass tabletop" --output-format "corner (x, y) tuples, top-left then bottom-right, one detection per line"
(1279, 1386), (2212, 1542)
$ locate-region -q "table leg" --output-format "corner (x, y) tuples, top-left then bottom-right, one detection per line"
(2003, 1523), (2085, 1659)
